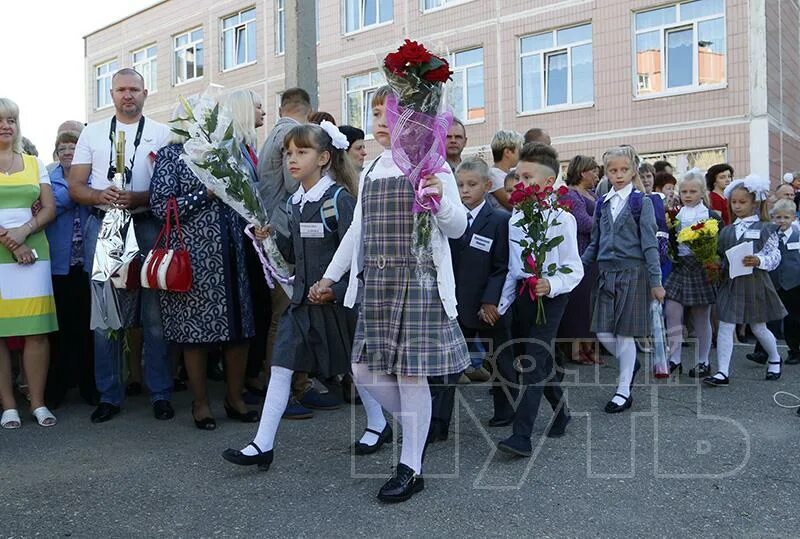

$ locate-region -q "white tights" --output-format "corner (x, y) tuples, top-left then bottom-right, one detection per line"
(597, 333), (637, 405)
(664, 301), (712, 366)
(714, 321), (780, 378)
(243, 366), (293, 455)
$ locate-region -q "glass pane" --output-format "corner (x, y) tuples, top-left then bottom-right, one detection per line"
(223, 30), (234, 69)
(571, 43), (593, 104)
(191, 29), (203, 41)
(680, 0), (724, 21)
(698, 18), (725, 85)
(346, 0), (360, 32)
(175, 50), (186, 83)
(467, 65), (484, 120)
(111, 60), (118, 71)
(365, 89), (377, 132)
(195, 43), (204, 77)
(424, 0), (441, 9)
(635, 30), (662, 94)
(448, 69), (465, 120)
(520, 33), (553, 54)
(667, 27), (693, 88)
(455, 47), (482, 67)
(364, 0), (377, 26)
(133, 51), (143, 63)
(370, 71), (385, 85)
(635, 5), (676, 30)
(223, 15), (236, 29)
(246, 24), (256, 62)
(241, 8), (256, 21)
(235, 27), (245, 64)
(347, 94), (362, 128)
(347, 73), (370, 90)
(557, 23), (591, 46)
(148, 60), (157, 91)
(546, 51), (568, 106)
(176, 34), (188, 47)
(380, 0), (393, 22)
(148, 46), (157, 57)
(520, 54), (542, 111)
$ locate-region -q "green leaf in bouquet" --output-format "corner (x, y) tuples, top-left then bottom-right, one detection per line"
(223, 122), (235, 142)
(558, 267), (573, 274)
(170, 128), (191, 139)
(179, 95), (197, 121)
(548, 263), (557, 273)
(207, 103), (220, 134)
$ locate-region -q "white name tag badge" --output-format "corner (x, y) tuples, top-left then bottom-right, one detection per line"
(300, 222), (324, 238)
(744, 229), (761, 240)
(787, 242), (800, 251)
(470, 234), (493, 253)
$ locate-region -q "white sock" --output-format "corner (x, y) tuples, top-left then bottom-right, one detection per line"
(242, 366), (292, 455)
(597, 332), (617, 356)
(751, 323), (781, 373)
(690, 306), (712, 366)
(397, 375), (431, 475)
(715, 321), (735, 378)
(613, 336), (637, 403)
(351, 362), (401, 415)
(356, 382), (387, 446)
(664, 300), (684, 365)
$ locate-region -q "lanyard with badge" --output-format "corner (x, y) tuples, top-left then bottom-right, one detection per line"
(107, 116), (145, 188)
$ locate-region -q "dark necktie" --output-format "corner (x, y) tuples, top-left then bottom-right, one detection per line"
(462, 213), (473, 242)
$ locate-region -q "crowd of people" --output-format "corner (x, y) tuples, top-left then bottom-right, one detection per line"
(2, 67), (800, 503)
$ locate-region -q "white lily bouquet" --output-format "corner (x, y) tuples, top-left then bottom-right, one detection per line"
(172, 95), (294, 296)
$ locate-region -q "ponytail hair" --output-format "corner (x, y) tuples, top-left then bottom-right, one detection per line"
(283, 124), (358, 196)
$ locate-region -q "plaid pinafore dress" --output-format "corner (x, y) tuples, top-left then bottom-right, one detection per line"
(351, 167), (470, 377)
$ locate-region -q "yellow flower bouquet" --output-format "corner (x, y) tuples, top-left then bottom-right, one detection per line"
(676, 218), (721, 283)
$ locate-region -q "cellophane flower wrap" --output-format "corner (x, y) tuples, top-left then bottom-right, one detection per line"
(510, 183), (574, 324)
(172, 95), (294, 297)
(676, 217), (720, 283)
(383, 39), (453, 286)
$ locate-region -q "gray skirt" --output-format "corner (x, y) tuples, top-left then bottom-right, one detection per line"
(665, 255), (717, 306)
(590, 264), (652, 337)
(716, 270), (787, 324)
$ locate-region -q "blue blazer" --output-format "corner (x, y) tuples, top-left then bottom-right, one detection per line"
(772, 226), (800, 291)
(45, 165), (89, 275)
(449, 203), (511, 329)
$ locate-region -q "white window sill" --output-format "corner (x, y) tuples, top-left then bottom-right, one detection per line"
(633, 82), (728, 101)
(462, 118), (485, 126)
(422, 0), (475, 14)
(342, 20), (393, 38)
(517, 101), (594, 117)
(95, 103), (113, 112)
(174, 77), (204, 88)
(221, 60), (257, 73)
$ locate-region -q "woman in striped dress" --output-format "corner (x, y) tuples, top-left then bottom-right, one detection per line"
(0, 97), (58, 429)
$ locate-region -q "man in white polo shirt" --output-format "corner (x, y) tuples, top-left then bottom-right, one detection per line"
(69, 68), (173, 423)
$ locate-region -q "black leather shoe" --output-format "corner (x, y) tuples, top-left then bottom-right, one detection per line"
(90, 403), (120, 423)
(604, 393), (632, 414)
(153, 400), (175, 420)
(497, 434), (532, 457)
(377, 463), (424, 503)
(224, 400), (260, 423)
(669, 361), (683, 375)
(688, 363), (711, 378)
(426, 418), (449, 444)
(353, 423), (393, 455)
(222, 442), (274, 471)
(746, 352), (768, 365)
(702, 372), (730, 386)
(545, 412), (571, 438)
(488, 415), (514, 427)
(786, 351), (800, 365)
(765, 360), (782, 381)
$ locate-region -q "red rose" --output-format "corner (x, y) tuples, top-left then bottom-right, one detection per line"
(384, 51), (406, 75)
(543, 186), (553, 196)
(509, 186), (526, 206)
(691, 222), (705, 231)
(557, 185), (569, 197)
(423, 64), (452, 83)
(397, 39), (432, 64)
(532, 184), (541, 193)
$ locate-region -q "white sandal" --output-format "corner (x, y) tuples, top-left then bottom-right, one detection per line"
(32, 406), (57, 427)
(1, 409), (21, 429)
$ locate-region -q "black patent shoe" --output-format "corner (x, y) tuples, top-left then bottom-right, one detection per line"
(604, 393), (632, 414)
(688, 363), (711, 378)
(221, 442), (274, 470)
(746, 352), (768, 365)
(765, 361), (782, 381)
(702, 372), (730, 386)
(224, 400), (260, 423)
(353, 423), (393, 455)
(669, 361), (683, 375)
(377, 463), (424, 503)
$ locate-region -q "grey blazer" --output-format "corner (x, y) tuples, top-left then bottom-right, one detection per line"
(582, 191), (662, 287)
(772, 227), (800, 291)
(256, 117), (301, 237)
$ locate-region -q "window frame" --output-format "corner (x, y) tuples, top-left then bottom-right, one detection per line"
(343, 0), (393, 35)
(131, 44), (158, 94)
(421, 0), (475, 13)
(173, 27), (204, 86)
(448, 47), (485, 124)
(517, 23), (594, 116)
(343, 70), (386, 136)
(221, 7), (257, 72)
(95, 59), (118, 111)
(276, 0), (286, 55)
(631, 0), (727, 99)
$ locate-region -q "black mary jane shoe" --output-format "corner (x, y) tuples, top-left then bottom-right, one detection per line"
(377, 463), (424, 503)
(702, 372), (730, 387)
(669, 361), (683, 375)
(688, 363), (711, 378)
(221, 442), (274, 470)
(765, 361), (782, 381)
(224, 400), (260, 423)
(353, 423), (393, 455)
(604, 393), (632, 414)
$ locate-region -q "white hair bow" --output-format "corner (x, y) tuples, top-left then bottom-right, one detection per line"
(783, 172), (795, 184)
(724, 174), (771, 201)
(319, 120), (350, 150)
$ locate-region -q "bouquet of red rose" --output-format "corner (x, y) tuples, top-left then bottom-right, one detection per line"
(510, 182), (574, 324)
(383, 39), (453, 286)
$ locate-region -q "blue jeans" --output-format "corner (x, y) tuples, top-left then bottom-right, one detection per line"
(84, 213), (172, 406)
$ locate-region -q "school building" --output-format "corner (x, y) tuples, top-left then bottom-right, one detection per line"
(83, 0), (800, 181)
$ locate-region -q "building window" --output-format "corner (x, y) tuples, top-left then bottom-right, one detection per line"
(641, 147), (727, 176)
(448, 47), (484, 121)
(519, 23), (593, 113)
(422, 0), (471, 10)
(345, 0), (393, 33)
(174, 28), (204, 85)
(345, 70), (386, 132)
(634, 0), (726, 96)
(222, 7), (257, 70)
(132, 45), (157, 93)
(95, 59), (118, 109)
(277, 0), (319, 55)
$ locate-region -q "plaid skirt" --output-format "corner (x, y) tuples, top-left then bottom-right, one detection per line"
(590, 264), (651, 337)
(665, 256), (717, 306)
(716, 270), (788, 324)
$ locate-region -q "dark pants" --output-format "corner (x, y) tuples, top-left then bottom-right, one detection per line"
(47, 265), (96, 404)
(512, 293), (569, 439)
(753, 286), (800, 355)
(244, 239), (271, 380)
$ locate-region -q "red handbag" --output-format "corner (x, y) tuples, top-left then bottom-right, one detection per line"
(140, 197), (192, 292)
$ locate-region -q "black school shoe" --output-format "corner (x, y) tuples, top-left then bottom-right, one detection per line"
(153, 400), (175, 420)
(746, 352), (768, 365)
(688, 363), (711, 378)
(786, 351), (800, 365)
(90, 403), (121, 423)
(353, 423), (393, 455)
(604, 393), (632, 414)
(703, 372), (730, 386)
(497, 434), (532, 457)
(377, 463), (424, 503)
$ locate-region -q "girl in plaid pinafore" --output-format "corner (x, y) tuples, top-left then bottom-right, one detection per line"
(317, 88), (469, 502)
(703, 177), (787, 387)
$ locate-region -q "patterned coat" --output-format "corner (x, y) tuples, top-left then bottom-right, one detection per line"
(149, 143), (254, 345)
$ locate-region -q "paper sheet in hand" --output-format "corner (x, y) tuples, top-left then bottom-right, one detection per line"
(726, 241), (753, 279)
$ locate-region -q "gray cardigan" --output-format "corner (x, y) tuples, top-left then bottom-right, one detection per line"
(256, 117), (301, 237)
(581, 191), (662, 287)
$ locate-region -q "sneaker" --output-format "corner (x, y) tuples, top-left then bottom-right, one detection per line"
(298, 388), (342, 410)
(283, 398), (313, 420)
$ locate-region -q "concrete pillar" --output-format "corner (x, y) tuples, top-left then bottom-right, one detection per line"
(748, 0), (769, 178)
(284, 0), (318, 109)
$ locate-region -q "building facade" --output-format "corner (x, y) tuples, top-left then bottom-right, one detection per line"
(83, 0), (800, 181)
